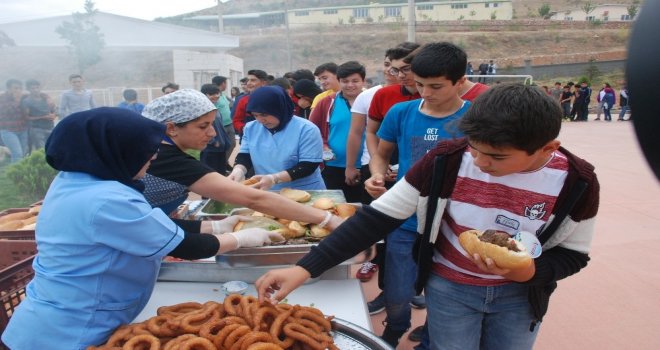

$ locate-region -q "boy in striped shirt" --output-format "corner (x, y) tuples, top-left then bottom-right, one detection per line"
(256, 83), (599, 350)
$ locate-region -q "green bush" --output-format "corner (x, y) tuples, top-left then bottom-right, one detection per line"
(4, 149), (58, 201)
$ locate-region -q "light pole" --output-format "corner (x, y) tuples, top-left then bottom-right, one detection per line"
(217, 0), (230, 34)
(407, 0), (416, 42)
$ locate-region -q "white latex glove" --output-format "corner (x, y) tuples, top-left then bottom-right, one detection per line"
(211, 215), (254, 234)
(252, 174), (276, 190)
(226, 228), (285, 248)
(228, 165), (246, 182)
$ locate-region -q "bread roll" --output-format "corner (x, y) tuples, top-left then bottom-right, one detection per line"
(280, 188), (312, 202)
(309, 224), (331, 238)
(242, 177), (259, 186)
(335, 203), (356, 219)
(312, 197), (335, 210)
(21, 215), (38, 226)
(19, 223), (36, 231)
(0, 211), (34, 224)
(0, 220), (24, 231)
(458, 230), (532, 269)
(28, 205), (42, 214)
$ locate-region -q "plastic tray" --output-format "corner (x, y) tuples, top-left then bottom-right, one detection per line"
(0, 240), (37, 339)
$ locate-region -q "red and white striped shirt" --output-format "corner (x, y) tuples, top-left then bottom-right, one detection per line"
(432, 149), (569, 286)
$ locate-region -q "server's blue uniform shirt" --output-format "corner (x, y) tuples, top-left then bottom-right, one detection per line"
(240, 116), (325, 190)
(3, 172), (183, 349)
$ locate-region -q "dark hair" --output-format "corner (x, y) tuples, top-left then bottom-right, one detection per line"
(563, 85), (571, 89)
(293, 79), (322, 100)
(5, 79), (21, 89)
(25, 79), (40, 88)
(211, 75), (227, 85)
(271, 77), (292, 90)
(68, 74), (83, 81)
(291, 69), (315, 82)
(386, 42), (420, 61)
(604, 82), (611, 88)
(408, 42), (467, 83)
(231, 87), (240, 95)
(161, 82), (179, 93)
(240, 77), (248, 83)
(459, 83), (562, 154)
(314, 62), (338, 77)
(555, 81), (562, 85)
(123, 89), (138, 101)
(336, 61), (366, 80)
(247, 69), (269, 81)
(201, 83), (220, 95)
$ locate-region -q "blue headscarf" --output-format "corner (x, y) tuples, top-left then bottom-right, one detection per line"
(45, 107), (165, 192)
(246, 86), (295, 132)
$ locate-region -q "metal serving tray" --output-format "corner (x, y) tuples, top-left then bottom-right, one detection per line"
(192, 189), (347, 219)
(332, 318), (394, 350)
(158, 244), (375, 283)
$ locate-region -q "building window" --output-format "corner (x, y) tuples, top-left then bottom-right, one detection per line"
(323, 9), (338, 15)
(586, 15), (595, 21)
(294, 11), (309, 16)
(564, 16), (573, 21)
(621, 14), (631, 20)
(485, 3), (490, 7)
(603, 16), (608, 22)
(385, 7), (401, 17)
(417, 4), (433, 11)
(353, 8), (369, 18)
(493, 3), (499, 7)
(452, 4), (468, 9)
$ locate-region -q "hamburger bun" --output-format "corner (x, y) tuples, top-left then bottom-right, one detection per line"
(309, 224), (331, 238)
(280, 188), (311, 202)
(233, 217), (284, 232)
(0, 211), (34, 224)
(458, 230), (532, 269)
(242, 177), (259, 186)
(28, 205), (42, 214)
(0, 220), (24, 231)
(19, 223), (36, 231)
(312, 197), (335, 210)
(286, 221), (307, 238)
(335, 203), (356, 219)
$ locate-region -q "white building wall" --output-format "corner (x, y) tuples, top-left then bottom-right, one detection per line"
(551, 4), (634, 21)
(172, 50), (244, 89)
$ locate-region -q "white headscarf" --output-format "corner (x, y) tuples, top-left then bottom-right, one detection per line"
(142, 89), (216, 124)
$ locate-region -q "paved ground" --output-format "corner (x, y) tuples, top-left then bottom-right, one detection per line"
(360, 117), (660, 349)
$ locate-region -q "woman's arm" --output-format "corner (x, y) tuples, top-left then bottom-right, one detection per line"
(189, 172), (343, 229)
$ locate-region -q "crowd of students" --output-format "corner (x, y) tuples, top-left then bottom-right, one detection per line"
(1, 40), (601, 350)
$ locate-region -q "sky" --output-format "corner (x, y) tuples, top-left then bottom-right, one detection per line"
(0, 0), (222, 24)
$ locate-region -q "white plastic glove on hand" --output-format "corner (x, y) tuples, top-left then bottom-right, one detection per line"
(227, 166), (246, 182)
(252, 174), (276, 190)
(226, 228), (285, 248)
(211, 215), (254, 234)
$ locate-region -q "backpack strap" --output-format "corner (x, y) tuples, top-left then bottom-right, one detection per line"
(537, 180), (588, 244)
(415, 155), (446, 294)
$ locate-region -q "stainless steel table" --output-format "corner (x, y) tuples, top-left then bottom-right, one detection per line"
(135, 279), (373, 331)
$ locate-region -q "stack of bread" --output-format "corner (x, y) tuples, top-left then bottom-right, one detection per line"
(0, 205), (40, 231)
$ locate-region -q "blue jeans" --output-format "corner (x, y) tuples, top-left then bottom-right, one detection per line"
(0, 129), (28, 163)
(383, 226), (418, 332)
(619, 105), (629, 120)
(425, 274), (539, 350)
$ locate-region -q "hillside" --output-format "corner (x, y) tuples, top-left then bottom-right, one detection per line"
(177, 0), (640, 18)
(228, 19), (630, 81)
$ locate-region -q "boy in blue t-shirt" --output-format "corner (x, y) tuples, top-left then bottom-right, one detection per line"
(364, 42), (472, 347)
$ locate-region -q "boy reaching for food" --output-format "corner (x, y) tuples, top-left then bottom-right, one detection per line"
(256, 83), (599, 350)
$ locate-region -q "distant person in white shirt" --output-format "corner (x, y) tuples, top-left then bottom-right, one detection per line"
(59, 74), (96, 118)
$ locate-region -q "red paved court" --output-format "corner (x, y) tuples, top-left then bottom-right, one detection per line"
(362, 117), (660, 349)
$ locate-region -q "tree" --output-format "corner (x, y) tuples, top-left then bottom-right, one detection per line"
(582, 1), (596, 16)
(627, 0), (640, 19)
(538, 4), (551, 18)
(0, 30), (16, 48)
(56, 0), (105, 74)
